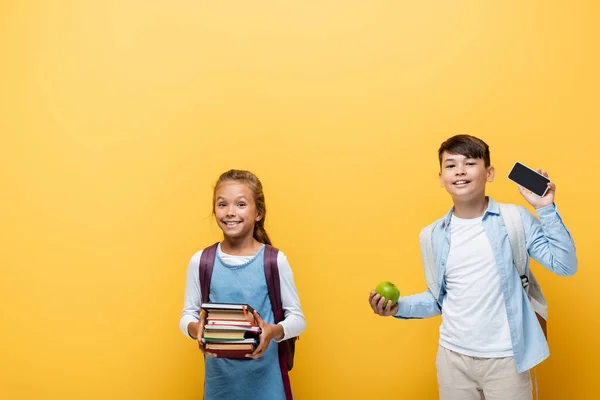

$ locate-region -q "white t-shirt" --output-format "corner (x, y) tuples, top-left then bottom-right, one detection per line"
(179, 244), (306, 341)
(439, 215), (513, 358)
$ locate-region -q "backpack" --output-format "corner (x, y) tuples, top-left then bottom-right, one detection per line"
(420, 203), (548, 338)
(199, 243), (297, 400)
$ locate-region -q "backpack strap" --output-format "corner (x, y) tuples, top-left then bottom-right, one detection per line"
(263, 245), (293, 400)
(420, 223), (439, 302)
(264, 245), (283, 318)
(199, 242), (219, 304)
(498, 204), (548, 324)
(498, 204), (528, 281)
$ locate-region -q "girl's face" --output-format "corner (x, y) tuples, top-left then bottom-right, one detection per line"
(214, 181), (261, 241)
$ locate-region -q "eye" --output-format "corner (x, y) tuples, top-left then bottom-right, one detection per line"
(467, 162), (476, 166)
(217, 202), (226, 207)
(445, 165), (455, 169)
(238, 202), (246, 207)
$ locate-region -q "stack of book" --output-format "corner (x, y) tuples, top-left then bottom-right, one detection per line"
(201, 302), (261, 359)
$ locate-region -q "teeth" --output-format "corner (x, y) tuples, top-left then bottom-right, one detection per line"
(455, 181), (468, 185)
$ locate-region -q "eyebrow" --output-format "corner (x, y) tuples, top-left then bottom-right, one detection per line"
(216, 196), (249, 201)
(444, 157), (476, 163)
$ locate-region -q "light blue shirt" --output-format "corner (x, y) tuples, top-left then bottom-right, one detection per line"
(395, 198), (577, 372)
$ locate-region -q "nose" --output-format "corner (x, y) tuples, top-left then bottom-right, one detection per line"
(226, 204), (236, 217)
(455, 165), (466, 175)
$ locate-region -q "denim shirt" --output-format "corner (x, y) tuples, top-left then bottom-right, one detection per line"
(395, 198), (578, 372)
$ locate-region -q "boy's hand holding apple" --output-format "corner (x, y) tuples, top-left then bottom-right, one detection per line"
(369, 281), (400, 317)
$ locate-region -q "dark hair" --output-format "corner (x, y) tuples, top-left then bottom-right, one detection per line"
(213, 169), (271, 245)
(438, 134), (491, 168)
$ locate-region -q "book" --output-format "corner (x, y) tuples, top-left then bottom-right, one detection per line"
(206, 343), (255, 351)
(206, 319), (256, 327)
(205, 343), (256, 359)
(202, 302), (256, 323)
(201, 302), (255, 313)
(206, 311), (256, 322)
(201, 302), (260, 359)
(203, 325), (261, 340)
(202, 338), (258, 345)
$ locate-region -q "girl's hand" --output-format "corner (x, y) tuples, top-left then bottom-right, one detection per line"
(247, 311), (283, 359)
(369, 290), (399, 316)
(518, 169), (555, 209)
(195, 310), (217, 358)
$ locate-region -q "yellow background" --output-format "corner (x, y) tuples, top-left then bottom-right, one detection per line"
(2, 1), (598, 398)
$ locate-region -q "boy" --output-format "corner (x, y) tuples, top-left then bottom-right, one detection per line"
(369, 135), (577, 400)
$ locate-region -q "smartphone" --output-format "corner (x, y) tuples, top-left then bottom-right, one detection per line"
(507, 162), (551, 197)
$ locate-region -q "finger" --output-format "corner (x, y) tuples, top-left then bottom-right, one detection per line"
(370, 294), (381, 308)
(253, 310), (264, 326)
(369, 290), (376, 302)
(383, 302), (392, 316)
(377, 296), (387, 309)
(376, 297), (387, 314)
(200, 312), (207, 330)
(247, 351), (263, 359)
(198, 340), (207, 354)
(251, 337), (266, 356)
(206, 352), (217, 358)
(518, 185), (531, 195)
(386, 303), (399, 316)
(249, 343), (265, 358)
(541, 170), (548, 177)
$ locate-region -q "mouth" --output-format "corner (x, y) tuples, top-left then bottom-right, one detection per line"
(453, 180), (471, 186)
(222, 221), (241, 227)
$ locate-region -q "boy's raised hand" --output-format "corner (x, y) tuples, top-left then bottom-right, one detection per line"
(369, 290), (399, 316)
(517, 169), (556, 209)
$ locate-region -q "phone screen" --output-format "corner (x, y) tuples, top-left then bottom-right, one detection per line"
(508, 162), (551, 197)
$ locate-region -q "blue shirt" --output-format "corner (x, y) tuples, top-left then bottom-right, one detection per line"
(395, 198), (577, 372)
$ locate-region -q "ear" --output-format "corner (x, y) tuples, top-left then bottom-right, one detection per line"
(438, 171), (444, 187)
(255, 212), (263, 222)
(486, 166), (495, 182)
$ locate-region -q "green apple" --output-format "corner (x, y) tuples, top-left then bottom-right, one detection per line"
(375, 281), (400, 308)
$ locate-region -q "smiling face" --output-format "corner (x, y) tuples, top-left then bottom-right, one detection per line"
(439, 152), (495, 202)
(213, 181), (261, 241)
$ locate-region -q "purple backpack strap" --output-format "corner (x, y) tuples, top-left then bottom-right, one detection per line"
(264, 245), (293, 400)
(199, 243), (219, 304)
(264, 245), (283, 317)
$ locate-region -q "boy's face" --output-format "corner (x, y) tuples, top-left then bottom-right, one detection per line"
(439, 152), (495, 201)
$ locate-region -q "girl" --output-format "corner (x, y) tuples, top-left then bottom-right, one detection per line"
(180, 169), (306, 399)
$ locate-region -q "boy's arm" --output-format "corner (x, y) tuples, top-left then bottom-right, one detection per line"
(522, 204), (578, 276)
(393, 290), (441, 319)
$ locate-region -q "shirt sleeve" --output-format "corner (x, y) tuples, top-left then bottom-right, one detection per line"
(275, 251), (307, 341)
(394, 290), (442, 319)
(179, 250), (203, 339)
(522, 204), (578, 276)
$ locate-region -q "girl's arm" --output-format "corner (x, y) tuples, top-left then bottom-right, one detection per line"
(276, 252), (306, 341)
(180, 250), (203, 339)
